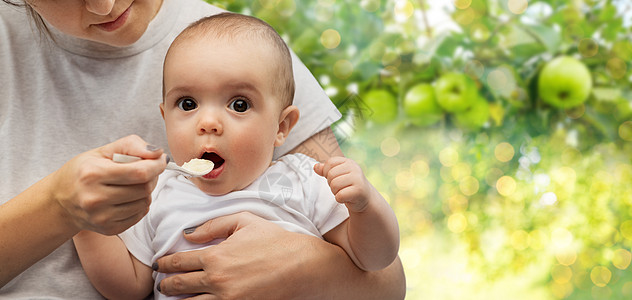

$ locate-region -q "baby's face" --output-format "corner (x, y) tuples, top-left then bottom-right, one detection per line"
(161, 36), (287, 196)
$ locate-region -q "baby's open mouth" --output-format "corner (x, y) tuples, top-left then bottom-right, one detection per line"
(201, 152), (224, 169)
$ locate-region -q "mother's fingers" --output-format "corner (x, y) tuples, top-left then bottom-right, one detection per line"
(158, 271), (217, 297)
(183, 212), (260, 244)
(155, 248), (208, 274)
(184, 294), (220, 300)
(99, 134), (164, 160)
(101, 180), (158, 205)
(100, 156), (166, 185)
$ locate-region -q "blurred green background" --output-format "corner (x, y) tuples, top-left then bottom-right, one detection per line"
(209, 0), (632, 299)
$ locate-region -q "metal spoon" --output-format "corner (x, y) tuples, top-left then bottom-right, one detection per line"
(113, 153), (214, 177)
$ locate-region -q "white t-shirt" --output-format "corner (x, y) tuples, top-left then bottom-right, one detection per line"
(0, 0), (340, 298)
(120, 154), (349, 299)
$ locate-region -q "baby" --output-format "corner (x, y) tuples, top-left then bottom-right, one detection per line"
(73, 12), (399, 299)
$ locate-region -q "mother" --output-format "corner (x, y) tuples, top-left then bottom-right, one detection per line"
(0, 0), (405, 298)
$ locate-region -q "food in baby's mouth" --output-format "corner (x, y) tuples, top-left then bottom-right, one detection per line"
(182, 158), (215, 173)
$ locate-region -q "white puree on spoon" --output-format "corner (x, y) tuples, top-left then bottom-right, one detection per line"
(182, 158), (215, 173)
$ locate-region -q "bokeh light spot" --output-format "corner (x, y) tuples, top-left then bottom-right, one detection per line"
(539, 192), (557, 206)
(448, 194), (468, 213)
(439, 147), (459, 167)
(555, 249), (577, 266)
(529, 229), (547, 250)
(381, 137), (401, 157)
(496, 175), (516, 196)
(487, 66), (516, 96)
(333, 59), (353, 80)
(612, 249), (632, 270)
(470, 23), (491, 42)
(451, 162), (472, 181)
(465, 60), (485, 78)
(579, 38), (599, 58)
(395, 170), (415, 191)
(394, 0), (414, 22)
(551, 281), (574, 299)
(459, 176), (479, 196)
(360, 0), (380, 12)
(590, 266), (612, 287)
(619, 121), (632, 141)
(275, 0), (296, 17)
(487, 69), (508, 91)
(551, 167), (577, 186)
(258, 0), (275, 9)
(620, 220), (632, 240)
(561, 147), (582, 165)
(454, 7), (476, 25)
(551, 264), (573, 284)
(382, 50), (401, 67)
(448, 213), (468, 233)
(369, 41), (386, 61)
(495, 142), (515, 162)
(551, 227), (573, 249)
(607, 57), (627, 79)
(508, 0), (528, 14)
(411, 159), (430, 178)
(510, 230), (529, 250)
(453, 0), (472, 9)
(320, 29), (341, 49)
(315, 4), (334, 22)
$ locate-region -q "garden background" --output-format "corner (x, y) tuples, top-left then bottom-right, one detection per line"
(209, 0), (632, 299)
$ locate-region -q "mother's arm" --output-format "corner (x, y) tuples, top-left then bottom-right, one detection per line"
(0, 135), (166, 287)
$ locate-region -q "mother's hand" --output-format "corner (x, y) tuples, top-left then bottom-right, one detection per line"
(52, 135), (166, 235)
(153, 212), (298, 299)
(153, 212), (406, 300)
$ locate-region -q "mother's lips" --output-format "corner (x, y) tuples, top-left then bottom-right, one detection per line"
(95, 6), (131, 32)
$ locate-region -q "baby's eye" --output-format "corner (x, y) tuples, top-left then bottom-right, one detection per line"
(177, 98), (198, 111)
(229, 98), (250, 113)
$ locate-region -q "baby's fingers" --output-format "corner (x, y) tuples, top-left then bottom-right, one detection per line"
(313, 162), (325, 177)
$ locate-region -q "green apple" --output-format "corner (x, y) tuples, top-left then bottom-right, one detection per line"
(454, 96), (490, 130)
(403, 83), (443, 126)
(434, 72), (479, 112)
(538, 56), (592, 109)
(362, 89), (398, 124)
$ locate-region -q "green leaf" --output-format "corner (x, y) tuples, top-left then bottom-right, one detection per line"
(522, 24), (562, 54)
(510, 43), (547, 64)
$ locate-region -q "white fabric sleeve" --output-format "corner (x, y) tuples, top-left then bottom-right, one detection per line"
(118, 215), (155, 267)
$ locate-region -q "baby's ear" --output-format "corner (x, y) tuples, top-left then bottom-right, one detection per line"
(159, 102), (165, 120)
(275, 105), (300, 147)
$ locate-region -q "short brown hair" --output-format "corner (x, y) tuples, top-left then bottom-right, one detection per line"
(165, 12), (295, 108)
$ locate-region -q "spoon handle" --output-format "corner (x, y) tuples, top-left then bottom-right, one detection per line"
(113, 153), (207, 177)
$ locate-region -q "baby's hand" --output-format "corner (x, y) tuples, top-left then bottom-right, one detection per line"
(314, 157), (371, 213)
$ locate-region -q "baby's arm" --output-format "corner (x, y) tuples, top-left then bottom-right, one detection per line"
(314, 157), (400, 271)
(73, 230), (154, 299)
